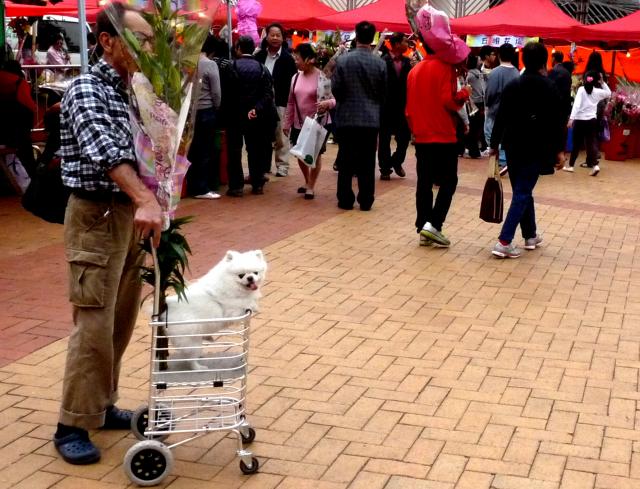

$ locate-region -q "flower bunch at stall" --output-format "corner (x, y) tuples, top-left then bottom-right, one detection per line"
(8, 17), (31, 35)
(606, 83), (640, 127)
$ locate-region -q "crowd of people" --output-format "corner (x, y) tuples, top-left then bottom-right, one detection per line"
(0, 2), (617, 467)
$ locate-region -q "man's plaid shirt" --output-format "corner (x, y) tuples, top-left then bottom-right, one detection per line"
(60, 59), (136, 192)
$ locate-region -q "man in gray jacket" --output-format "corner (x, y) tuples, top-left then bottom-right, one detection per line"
(485, 43), (519, 174)
(332, 21), (386, 211)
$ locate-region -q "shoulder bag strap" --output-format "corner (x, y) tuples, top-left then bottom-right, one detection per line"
(291, 72), (303, 125)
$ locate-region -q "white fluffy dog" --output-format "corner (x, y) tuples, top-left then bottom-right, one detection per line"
(164, 250), (267, 370)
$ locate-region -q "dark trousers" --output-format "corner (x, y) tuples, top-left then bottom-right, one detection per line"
(415, 143), (458, 232)
(569, 118), (599, 168)
(378, 118), (410, 174)
(226, 120), (272, 191)
(499, 163), (539, 243)
(465, 104), (485, 157)
(336, 127), (378, 210)
(186, 108), (218, 195)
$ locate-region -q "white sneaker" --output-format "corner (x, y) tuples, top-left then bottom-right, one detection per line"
(590, 165), (600, 176)
(492, 242), (522, 259)
(481, 149), (491, 158)
(524, 235), (543, 250)
(562, 166), (574, 173)
(419, 234), (433, 247)
(420, 223), (451, 247)
(194, 191), (221, 199)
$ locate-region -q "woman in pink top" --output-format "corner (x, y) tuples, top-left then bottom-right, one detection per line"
(284, 43), (335, 200)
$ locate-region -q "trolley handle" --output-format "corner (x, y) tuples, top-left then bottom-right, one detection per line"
(150, 238), (161, 317)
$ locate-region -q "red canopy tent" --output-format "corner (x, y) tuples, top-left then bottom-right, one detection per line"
(6, 0), (101, 22)
(312, 0), (410, 33)
(449, 0), (581, 39)
(573, 10), (640, 42)
(211, 0), (337, 29)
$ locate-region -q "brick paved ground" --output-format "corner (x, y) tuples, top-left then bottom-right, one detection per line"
(1, 147), (640, 488)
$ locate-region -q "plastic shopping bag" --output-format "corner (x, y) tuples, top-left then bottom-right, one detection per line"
(5, 154), (31, 193)
(290, 116), (327, 169)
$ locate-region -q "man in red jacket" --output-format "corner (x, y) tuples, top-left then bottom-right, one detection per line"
(406, 44), (469, 247)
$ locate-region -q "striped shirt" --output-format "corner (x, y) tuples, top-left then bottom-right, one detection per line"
(60, 59), (135, 192)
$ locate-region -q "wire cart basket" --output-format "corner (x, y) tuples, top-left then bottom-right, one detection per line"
(123, 247), (258, 486)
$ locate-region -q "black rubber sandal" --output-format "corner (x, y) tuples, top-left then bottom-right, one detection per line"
(54, 431), (101, 465)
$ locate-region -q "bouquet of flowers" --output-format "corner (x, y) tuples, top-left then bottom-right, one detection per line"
(107, 0), (210, 232)
(606, 82), (640, 127)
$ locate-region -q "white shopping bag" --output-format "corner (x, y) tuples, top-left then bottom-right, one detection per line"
(6, 154), (31, 193)
(290, 116), (327, 169)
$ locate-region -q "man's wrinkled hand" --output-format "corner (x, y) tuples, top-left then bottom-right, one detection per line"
(135, 199), (163, 248)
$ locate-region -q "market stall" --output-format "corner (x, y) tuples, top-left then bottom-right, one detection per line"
(312, 0), (410, 33)
(6, 0), (100, 22)
(449, 0), (580, 39)
(211, 0), (336, 29)
(573, 9), (640, 43)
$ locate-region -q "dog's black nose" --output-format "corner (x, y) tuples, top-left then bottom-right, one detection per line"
(247, 276), (254, 282)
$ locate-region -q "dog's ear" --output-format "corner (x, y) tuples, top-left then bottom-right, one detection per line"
(225, 251), (237, 262)
(254, 250), (264, 261)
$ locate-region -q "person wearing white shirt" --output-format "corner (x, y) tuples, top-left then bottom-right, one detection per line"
(564, 71), (611, 176)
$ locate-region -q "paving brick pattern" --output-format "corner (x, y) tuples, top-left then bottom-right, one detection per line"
(1, 148), (640, 488)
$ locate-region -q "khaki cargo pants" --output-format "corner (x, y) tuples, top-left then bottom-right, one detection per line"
(59, 194), (144, 429)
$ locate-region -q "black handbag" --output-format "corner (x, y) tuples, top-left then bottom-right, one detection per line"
(22, 157), (70, 224)
(479, 156), (504, 224)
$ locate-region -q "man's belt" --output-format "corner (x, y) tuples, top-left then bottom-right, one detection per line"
(71, 188), (131, 204)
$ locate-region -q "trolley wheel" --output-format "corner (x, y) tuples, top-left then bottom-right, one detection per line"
(239, 457), (259, 475)
(240, 427), (256, 445)
(131, 405), (169, 442)
(123, 440), (173, 486)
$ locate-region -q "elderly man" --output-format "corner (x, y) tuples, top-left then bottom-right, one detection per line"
(54, 3), (162, 465)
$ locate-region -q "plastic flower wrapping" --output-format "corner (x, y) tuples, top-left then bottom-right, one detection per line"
(106, 0), (213, 230)
(606, 83), (640, 127)
(405, 0), (429, 38)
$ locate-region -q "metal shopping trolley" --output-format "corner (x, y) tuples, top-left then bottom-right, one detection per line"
(123, 248), (258, 486)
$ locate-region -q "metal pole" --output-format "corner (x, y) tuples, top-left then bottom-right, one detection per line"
(78, 0), (89, 72)
(227, 0), (233, 59)
(0, 0), (6, 65)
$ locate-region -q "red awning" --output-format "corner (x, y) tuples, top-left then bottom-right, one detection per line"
(573, 10), (640, 42)
(450, 0), (581, 39)
(211, 0), (337, 29)
(312, 0), (410, 33)
(6, 0), (101, 22)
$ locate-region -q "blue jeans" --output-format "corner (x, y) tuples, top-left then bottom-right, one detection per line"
(484, 114), (506, 164)
(499, 163), (539, 244)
